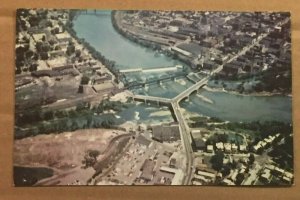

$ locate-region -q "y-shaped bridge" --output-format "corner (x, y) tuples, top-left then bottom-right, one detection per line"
(128, 17), (290, 185)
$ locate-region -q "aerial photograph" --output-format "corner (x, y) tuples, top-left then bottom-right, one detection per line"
(14, 9), (293, 186)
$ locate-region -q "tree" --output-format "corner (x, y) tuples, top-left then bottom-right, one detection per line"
(75, 49), (81, 57)
(40, 52), (49, 60)
(210, 151), (224, 171)
(248, 153), (255, 165)
(43, 111), (54, 121)
(25, 50), (34, 59)
(51, 27), (59, 34)
(16, 67), (22, 74)
(80, 76), (90, 85)
(29, 63), (38, 72)
(66, 43), (75, 56)
(28, 15), (40, 27)
(221, 165), (231, 177)
(235, 173), (245, 185)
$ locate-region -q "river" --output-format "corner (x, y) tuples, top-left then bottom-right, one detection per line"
(73, 11), (292, 123)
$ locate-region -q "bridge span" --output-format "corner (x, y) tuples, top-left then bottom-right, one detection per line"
(120, 65), (183, 74)
(131, 94), (171, 105)
(174, 77), (209, 103)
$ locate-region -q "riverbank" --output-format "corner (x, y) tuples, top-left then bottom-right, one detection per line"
(65, 10), (121, 84)
(203, 85), (292, 98)
(111, 11), (194, 68)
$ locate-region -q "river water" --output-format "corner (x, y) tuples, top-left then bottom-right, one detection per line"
(73, 11), (292, 123)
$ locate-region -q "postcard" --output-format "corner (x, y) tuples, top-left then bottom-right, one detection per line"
(14, 9), (293, 186)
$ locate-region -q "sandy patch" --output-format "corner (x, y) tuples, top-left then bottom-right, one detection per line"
(14, 128), (127, 185)
(149, 110), (170, 117)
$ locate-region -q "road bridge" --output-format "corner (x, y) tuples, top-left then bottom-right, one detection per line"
(78, 10), (111, 17)
(174, 77), (209, 103)
(132, 94), (171, 105)
(120, 65), (183, 74)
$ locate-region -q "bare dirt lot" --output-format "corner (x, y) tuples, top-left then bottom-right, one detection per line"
(14, 128), (128, 185)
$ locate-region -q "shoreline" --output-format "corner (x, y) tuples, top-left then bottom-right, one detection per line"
(203, 85), (292, 98)
(111, 11), (194, 68)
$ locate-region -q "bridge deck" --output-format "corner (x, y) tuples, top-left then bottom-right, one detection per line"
(133, 94), (171, 104)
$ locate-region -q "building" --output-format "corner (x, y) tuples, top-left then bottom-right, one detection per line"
(92, 82), (116, 93)
(140, 159), (155, 182)
(207, 145), (214, 153)
(171, 46), (193, 57)
(191, 130), (206, 151)
(260, 168), (272, 183)
(93, 73), (112, 84)
(159, 166), (184, 185)
(193, 138), (206, 151)
(223, 61), (245, 75)
(196, 170), (216, 180)
(55, 32), (72, 43)
(282, 171), (294, 184)
(224, 143), (232, 153)
(240, 144), (247, 152)
(222, 178), (235, 185)
(151, 124), (181, 142)
(136, 135), (152, 148)
(231, 143), (238, 153)
(216, 142), (224, 151)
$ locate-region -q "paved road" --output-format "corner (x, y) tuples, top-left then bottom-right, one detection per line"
(171, 102), (194, 184)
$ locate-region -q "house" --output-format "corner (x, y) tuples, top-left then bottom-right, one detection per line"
(282, 171), (294, 184)
(207, 145), (214, 153)
(239, 144), (247, 152)
(260, 168), (272, 183)
(231, 143), (238, 153)
(197, 170), (216, 180)
(216, 142), (224, 151)
(224, 143), (232, 153)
